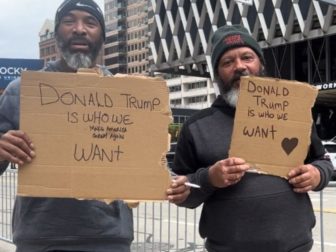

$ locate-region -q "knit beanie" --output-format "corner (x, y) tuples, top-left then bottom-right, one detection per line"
(55, 0), (105, 40)
(211, 25), (264, 71)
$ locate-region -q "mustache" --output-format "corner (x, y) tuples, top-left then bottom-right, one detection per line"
(232, 70), (249, 82)
(68, 36), (91, 47)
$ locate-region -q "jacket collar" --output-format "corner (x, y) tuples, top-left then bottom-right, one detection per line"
(211, 95), (236, 117)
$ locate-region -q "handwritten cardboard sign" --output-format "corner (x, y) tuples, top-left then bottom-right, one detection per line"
(19, 71), (172, 201)
(229, 76), (318, 178)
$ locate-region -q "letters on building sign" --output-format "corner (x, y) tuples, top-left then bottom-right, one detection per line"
(0, 59), (44, 89)
(316, 82), (336, 90)
(0, 67), (27, 75)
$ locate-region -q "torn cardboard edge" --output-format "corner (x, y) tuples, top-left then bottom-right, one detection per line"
(229, 76), (318, 178)
(18, 70), (173, 202)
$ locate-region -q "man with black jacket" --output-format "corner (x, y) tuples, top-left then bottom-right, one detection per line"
(166, 25), (333, 252)
(0, 1), (133, 251)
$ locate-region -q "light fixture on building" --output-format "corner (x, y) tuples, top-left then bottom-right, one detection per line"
(234, 0), (253, 6)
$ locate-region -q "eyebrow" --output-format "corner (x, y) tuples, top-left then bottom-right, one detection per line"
(63, 11), (99, 21)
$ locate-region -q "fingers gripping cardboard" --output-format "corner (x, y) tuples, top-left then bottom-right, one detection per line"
(19, 71), (172, 201)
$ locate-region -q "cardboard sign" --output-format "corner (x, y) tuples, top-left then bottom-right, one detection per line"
(19, 71), (172, 201)
(229, 76), (318, 178)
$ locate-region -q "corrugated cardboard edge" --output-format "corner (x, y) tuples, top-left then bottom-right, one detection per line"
(230, 76), (318, 179)
(18, 71), (173, 203)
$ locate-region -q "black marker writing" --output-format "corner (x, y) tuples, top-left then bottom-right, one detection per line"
(82, 112), (133, 125)
(120, 93), (160, 111)
(243, 125), (277, 140)
(258, 110), (274, 119)
(247, 81), (289, 97)
(73, 143), (124, 162)
(253, 95), (289, 111)
(67, 112), (79, 123)
(39, 83), (113, 107)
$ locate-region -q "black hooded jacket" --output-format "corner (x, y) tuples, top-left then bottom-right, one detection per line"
(173, 96), (333, 252)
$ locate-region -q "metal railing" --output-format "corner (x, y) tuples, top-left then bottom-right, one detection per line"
(319, 181), (336, 252)
(0, 169), (16, 243)
(0, 169), (335, 252)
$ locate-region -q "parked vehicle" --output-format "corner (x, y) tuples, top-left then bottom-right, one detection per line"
(322, 136), (336, 181)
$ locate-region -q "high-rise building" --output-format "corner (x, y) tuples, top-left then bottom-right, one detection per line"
(39, 19), (59, 66)
(150, 0), (336, 138)
(104, 0), (213, 108)
(104, 0), (153, 75)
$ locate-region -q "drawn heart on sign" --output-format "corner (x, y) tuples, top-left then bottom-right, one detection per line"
(281, 137), (298, 155)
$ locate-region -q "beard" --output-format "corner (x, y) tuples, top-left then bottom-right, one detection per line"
(223, 87), (240, 108)
(56, 35), (103, 70)
(217, 66), (266, 107)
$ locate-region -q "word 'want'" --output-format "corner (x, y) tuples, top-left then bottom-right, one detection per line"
(243, 125), (277, 140)
(73, 144), (123, 162)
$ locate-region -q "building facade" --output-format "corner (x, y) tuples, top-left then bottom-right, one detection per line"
(166, 74), (216, 109)
(150, 0), (336, 139)
(104, 0), (153, 75)
(39, 19), (59, 66)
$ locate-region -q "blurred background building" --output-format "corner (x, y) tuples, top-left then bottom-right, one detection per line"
(37, 0), (336, 139)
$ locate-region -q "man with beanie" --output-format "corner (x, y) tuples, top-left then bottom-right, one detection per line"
(0, 1), (133, 251)
(166, 25), (333, 252)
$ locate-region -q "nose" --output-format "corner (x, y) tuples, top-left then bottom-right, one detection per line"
(73, 21), (86, 35)
(234, 58), (247, 72)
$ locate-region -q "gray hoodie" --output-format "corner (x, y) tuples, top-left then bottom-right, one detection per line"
(0, 60), (133, 252)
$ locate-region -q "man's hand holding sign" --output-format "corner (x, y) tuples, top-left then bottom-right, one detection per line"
(19, 71), (172, 201)
(229, 76), (320, 192)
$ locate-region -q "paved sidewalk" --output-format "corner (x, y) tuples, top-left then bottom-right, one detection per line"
(0, 240), (15, 252)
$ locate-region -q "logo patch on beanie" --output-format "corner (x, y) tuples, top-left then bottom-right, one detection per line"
(224, 35), (244, 46)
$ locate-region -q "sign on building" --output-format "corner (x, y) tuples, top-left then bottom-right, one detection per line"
(0, 58), (44, 91)
(315, 82), (336, 90)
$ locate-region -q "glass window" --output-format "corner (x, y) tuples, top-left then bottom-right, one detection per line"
(294, 41), (308, 82)
(330, 35), (336, 81)
(263, 45), (291, 79)
(310, 37), (326, 84)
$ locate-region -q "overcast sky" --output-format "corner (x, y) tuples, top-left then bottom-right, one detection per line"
(0, 0), (104, 60)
